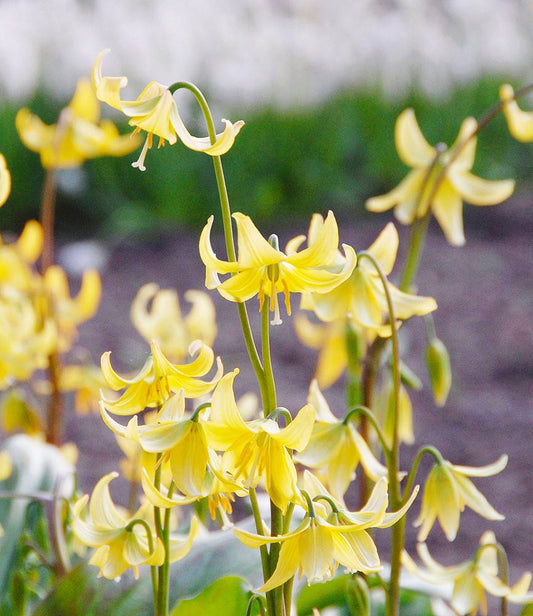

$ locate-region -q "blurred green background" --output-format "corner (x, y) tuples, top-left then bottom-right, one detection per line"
(1, 76), (531, 241)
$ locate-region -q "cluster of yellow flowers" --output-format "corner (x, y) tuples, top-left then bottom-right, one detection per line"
(3, 47), (533, 616)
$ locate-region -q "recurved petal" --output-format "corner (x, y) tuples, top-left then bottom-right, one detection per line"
(452, 473), (505, 521)
(307, 379), (337, 423)
(395, 108), (435, 168)
(365, 169), (423, 224)
(216, 268), (264, 303)
(273, 403), (315, 450)
(91, 49), (129, 111)
(233, 213), (282, 268)
(17, 220), (43, 263)
(168, 516), (199, 563)
(339, 529), (382, 573)
(89, 472), (128, 529)
(259, 536), (302, 592)
(379, 485), (420, 529)
(450, 117), (478, 172)
(141, 468), (199, 508)
(499, 84), (533, 142)
(451, 570), (483, 615)
(208, 369), (247, 430)
(431, 178), (465, 246)
(448, 169), (515, 206)
(286, 211), (339, 268)
(199, 216), (241, 280)
(452, 454), (508, 478)
(366, 223), (398, 276)
(15, 108), (55, 153)
(383, 281), (437, 320)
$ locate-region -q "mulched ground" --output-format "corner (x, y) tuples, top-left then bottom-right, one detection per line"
(65, 198), (533, 579)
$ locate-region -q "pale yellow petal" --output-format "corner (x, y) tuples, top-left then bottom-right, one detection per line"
(452, 454), (508, 478)
(431, 178), (465, 246)
(69, 78), (100, 123)
(286, 211), (339, 268)
(448, 169), (514, 206)
(273, 403), (315, 451)
(259, 536), (302, 592)
(395, 108), (435, 168)
(0, 155), (11, 207)
(366, 223), (398, 276)
(17, 220), (43, 263)
(168, 516), (199, 563)
(499, 83), (533, 141)
(450, 117), (478, 172)
(233, 213), (283, 268)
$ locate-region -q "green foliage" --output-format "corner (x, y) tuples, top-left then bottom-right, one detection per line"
(170, 576), (254, 616)
(1, 76), (529, 239)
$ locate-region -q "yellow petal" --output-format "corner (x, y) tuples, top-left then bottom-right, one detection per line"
(259, 536), (302, 593)
(367, 223), (398, 276)
(17, 220), (43, 263)
(448, 169), (514, 206)
(395, 108), (435, 168)
(273, 403), (315, 451)
(92, 49), (129, 112)
(365, 169), (424, 224)
(0, 155), (11, 207)
(286, 211), (339, 268)
(499, 83), (533, 141)
(233, 213), (283, 268)
(452, 454), (508, 478)
(431, 178), (465, 246)
(449, 117), (477, 172)
(69, 78), (100, 124)
(168, 516), (200, 563)
(171, 110), (244, 156)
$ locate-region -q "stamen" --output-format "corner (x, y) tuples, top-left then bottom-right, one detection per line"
(132, 135), (151, 171)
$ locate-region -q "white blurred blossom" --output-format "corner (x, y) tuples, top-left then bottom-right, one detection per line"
(0, 0), (532, 108)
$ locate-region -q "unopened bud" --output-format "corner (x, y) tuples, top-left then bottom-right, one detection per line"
(426, 337), (452, 407)
(346, 574), (370, 616)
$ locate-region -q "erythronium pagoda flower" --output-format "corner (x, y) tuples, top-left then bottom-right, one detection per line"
(101, 390), (213, 496)
(100, 340), (222, 415)
(131, 284), (217, 362)
(204, 370), (315, 512)
(199, 210), (356, 325)
(499, 84), (533, 142)
(0, 154), (11, 207)
(295, 380), (389, 501)
(92, 49), (245, 171)
(43, 265), (101, 352)
(365, 109), (515, 246)
(234, 477), (418, 593)
(306, 222), (436, 335)
(402, 532), (533, 615)
(16, 78), (139, 169)
(0, 220), (43, 291)
(414, 454), (507, 542)
(72, 472), (198, 579)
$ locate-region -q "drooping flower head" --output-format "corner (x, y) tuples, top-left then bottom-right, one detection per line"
(366, 109), (515, 245)
(101, 340), (222, 415)
(92, 49), (244, 171)
(16, 78), (139, 169)
(304, 221), (436, 335)
(200, 210), (356, 325)
(204, 370), (315, 512)
(499, 84), (533, 142)
(415, 455), (507, 542)
(403, 531), (533, 615)
(234, 476), (417, 592)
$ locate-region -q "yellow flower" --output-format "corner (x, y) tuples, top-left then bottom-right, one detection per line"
(204, 370), (315, 512)
(0, 154), (11, 207)
(402, 531), (533, 615)
(295, 381), (389, 501)
(92, 49), (244, 171)
(131, 284), (217, 361)
(235, 477), (417, 592)
(101, 340), (222, 415)
(72, 472), (165, 579)
(307, 222), (436, 335)
(16, 78), (139, 169)
(44, 265), (101, 352)
(0, 221), (43, 291)
(414, 455), (507, 542)
(499, 84), (533, 142)
(366, 109), (515, 246)
(101, 390), (212, 496)
(200, 211), (356, 325)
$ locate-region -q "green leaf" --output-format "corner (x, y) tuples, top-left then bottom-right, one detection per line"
(170, 576), (253, 616)
(0, 435), (74, 595)
(297, 575), (353, 614)
(520, 604), (533, 616)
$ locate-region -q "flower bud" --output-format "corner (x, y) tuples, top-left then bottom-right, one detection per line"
(346, 574), (370, 616)
(426, 337), (452, 407)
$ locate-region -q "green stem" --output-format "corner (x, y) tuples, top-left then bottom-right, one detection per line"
(399, 210), (431, 293)
(400, 445), (443, 508)
(249, 487), (274, 616)
(261, 303), (277, 416)
(344, 405), (391, 462)
(358, 252), (402, 616)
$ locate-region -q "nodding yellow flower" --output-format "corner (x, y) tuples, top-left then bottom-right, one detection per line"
(402, 532), (533, 616)
(199, 210), (356, 325)
(204, 370), (315, 512)
(235, 477), (417, 592)
(101, 390), (212, 497)
(295, 381), (389, 501)
(101, 340), (222, 415)
(366, 108), (515, 246)
(499, 84), (533, 142)
(415, 455), (507, 542)
(16, 78), (139, 169)
(43, 265), (101, 352)
(306, 222), (436, 335)
(0, 154), (11, 207)
(131, 284), (217, 362)
(72, 472), (165, 579)
(92, 49), (244, 171)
